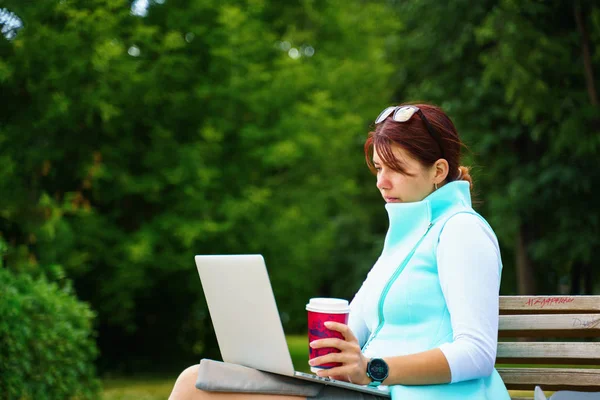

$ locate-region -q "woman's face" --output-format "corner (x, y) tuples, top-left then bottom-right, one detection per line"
(373, 144), (436, 203)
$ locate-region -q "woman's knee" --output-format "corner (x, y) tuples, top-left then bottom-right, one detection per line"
(169, 364), (200, 400)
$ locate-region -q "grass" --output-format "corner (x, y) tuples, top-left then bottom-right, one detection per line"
(287, 334), (311, 373)
(102, 376), (175, 400)
(101, 335), (548, 399)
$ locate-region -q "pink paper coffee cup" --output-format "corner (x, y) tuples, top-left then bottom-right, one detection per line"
(306, 298), (350, 373)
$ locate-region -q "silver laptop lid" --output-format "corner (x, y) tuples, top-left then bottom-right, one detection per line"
(195, 254), (296, 376)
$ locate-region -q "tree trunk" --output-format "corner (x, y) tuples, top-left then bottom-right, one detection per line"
(516, 223), (536, 294)
(574, 0), (598, 106)
(573, 2), (597, 296)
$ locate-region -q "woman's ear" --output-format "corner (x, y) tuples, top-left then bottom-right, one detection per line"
(433, 159), (449, 185)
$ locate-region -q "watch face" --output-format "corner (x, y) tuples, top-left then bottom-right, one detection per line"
(368, 358), (388, 381)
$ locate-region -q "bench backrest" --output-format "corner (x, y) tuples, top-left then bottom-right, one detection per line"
(497, 295), (600, 394)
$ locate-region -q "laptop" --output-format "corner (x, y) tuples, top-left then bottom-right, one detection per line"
(195, 254), (390, 397)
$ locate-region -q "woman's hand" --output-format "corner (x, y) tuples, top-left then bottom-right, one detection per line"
(308, 321), (372, 385)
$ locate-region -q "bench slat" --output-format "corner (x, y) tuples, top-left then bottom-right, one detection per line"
(496, 342), (600, 364)
(498, 367), (600, 391)
(500, 296), (600, 314)
(499, 314), (600, 337)
(496, 296), (600, 392)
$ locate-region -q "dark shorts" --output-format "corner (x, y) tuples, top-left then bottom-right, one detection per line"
(195, 359), (385, 399)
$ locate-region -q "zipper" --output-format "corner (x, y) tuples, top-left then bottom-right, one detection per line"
(361, 222), (434, 352)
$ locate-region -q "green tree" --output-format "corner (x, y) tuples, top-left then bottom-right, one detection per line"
(476, 0), (600, 294)
(1, 0), (401, 373)
(388, 0), (600, 295)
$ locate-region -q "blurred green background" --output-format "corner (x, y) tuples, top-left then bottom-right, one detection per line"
(1, 0), (599, 398)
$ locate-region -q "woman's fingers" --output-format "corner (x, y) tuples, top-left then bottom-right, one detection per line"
(309, 343), (362, 367)
(309, 351), (354, 367)
(323, 321), (358, 343)
(309, 337), (355, 351)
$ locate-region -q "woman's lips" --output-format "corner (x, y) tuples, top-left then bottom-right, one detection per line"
(384, 197), (401, 203)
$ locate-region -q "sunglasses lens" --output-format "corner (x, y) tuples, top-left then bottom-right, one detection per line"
(375, 107), (398, 124)
(393, 106), (417, 122)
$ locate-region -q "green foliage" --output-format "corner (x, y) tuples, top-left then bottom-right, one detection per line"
(474, 0), (600, 270)
(0, 267), (100, 399)
(388, 0), (600, 293)
(0, 0), (401, 373)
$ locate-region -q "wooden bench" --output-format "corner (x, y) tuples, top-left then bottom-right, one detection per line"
(497, 295), (600, 399)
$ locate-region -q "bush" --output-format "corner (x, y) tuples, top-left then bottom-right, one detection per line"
(0, 268), (100, 399)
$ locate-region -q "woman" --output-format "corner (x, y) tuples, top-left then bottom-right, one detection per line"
(170, 103), (511, 399)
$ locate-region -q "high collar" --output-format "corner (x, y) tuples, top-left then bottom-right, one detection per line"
(382, 181), (472, 253)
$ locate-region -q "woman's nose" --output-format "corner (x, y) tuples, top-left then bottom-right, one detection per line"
(376, 173), (389, 190)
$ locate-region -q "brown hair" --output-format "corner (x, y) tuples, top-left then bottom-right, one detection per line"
(364, 103), (473, 189)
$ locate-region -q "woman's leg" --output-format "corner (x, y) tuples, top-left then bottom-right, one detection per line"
(168, 365), (306, 400)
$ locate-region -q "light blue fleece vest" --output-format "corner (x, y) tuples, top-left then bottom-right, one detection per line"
(363, 181), (510, 399)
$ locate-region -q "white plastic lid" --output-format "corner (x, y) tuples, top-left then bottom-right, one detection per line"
(305, 297), (350, 314)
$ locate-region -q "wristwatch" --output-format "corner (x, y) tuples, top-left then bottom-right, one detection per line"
(366, 358), (389, 386)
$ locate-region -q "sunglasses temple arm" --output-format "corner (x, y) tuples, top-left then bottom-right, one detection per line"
(418, 111), (445, 158)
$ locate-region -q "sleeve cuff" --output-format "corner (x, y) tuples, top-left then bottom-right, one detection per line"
(439, 341), (495, 383)
(438, 342), (460, 383)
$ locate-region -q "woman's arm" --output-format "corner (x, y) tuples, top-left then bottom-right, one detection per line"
(378, 348), (451, 385)
(436, 213), (501, 382)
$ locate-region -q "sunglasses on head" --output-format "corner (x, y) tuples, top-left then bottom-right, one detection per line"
(375, 105), (445, 159)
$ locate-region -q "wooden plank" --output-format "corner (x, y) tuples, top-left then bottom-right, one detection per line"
(500, 296), (600, 315)
(498, 368), (600, 391)
(499, 314), (600, 337)
(496, 342), (600, 364)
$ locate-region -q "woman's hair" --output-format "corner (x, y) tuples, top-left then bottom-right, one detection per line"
(364, 103), (473, 189)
